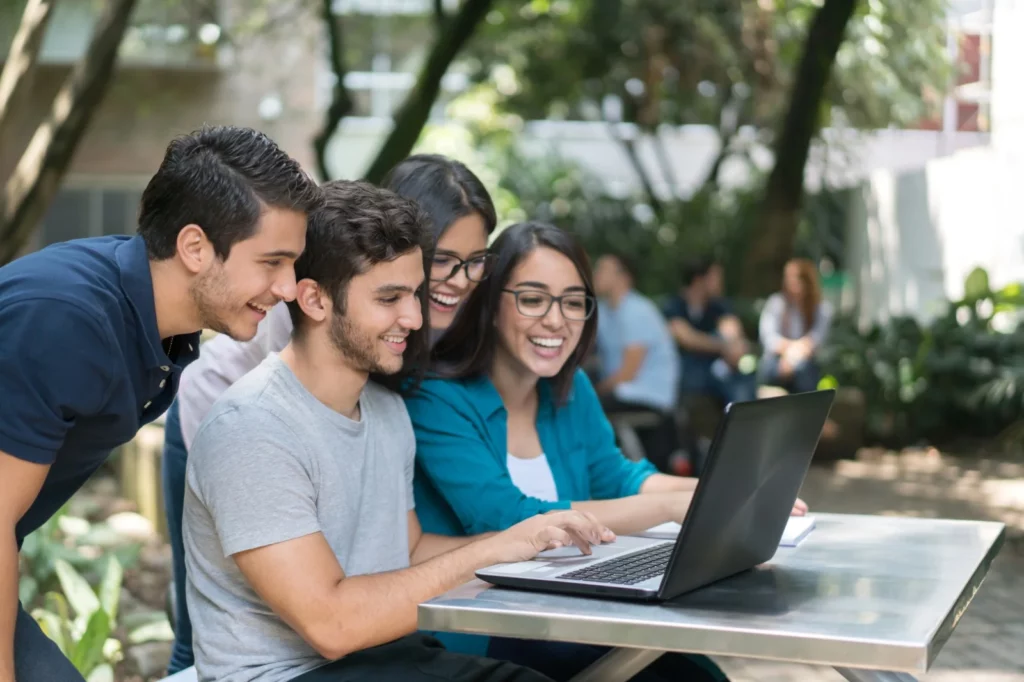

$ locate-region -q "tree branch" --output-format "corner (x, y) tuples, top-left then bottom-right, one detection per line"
(608, 122), (665, 222)
(361, 0), (493, 185)
(0, 0), (55, 160)
(312, 0), (352, 181)
(0, 0), (139, 264)
(433, 0), (446, 28)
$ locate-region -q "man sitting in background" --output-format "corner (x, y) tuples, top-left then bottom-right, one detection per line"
(183, 180), (611, 682)
(591, 253), (681, 472)
(663, 257), (756, 406)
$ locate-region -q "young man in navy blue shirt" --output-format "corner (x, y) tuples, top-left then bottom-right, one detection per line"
(0, 125), (321, 681)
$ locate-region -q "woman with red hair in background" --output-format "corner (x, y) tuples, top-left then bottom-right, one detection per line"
(757, 258), (834, 393)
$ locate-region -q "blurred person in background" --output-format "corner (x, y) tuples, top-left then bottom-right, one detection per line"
(591, 252), (681, 472)
(161, 154), (497, 674)
(757, 258), (834, 394)
(663, 256), (757, 406)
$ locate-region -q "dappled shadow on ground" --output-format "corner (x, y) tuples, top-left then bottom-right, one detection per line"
(801, 447), (1024, 539)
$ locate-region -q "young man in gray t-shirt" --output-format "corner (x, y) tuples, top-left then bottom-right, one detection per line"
(184, 181), (613, 682)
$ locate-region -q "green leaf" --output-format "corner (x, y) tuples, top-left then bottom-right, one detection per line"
(70, 608), (111, 675)
(964, 266), (990, 302)
(128, 618), (175, 644)
(18, 575), (39, 607)
(98, 556), (123, 624)
(54, 559), (100, 619)
(86, 663), (115, 682)
(31, 606), (68, 656)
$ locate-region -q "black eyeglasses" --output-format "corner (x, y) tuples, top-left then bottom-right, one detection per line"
(502, 289), (596, 321)
(430, 252), (495, 282)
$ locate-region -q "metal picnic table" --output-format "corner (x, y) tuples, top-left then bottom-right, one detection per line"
(419, 513), (1006, 682)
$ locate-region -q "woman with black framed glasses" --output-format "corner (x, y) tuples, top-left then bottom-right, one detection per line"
(403, 222), (731, 682)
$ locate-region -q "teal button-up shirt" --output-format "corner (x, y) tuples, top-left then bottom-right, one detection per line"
(405, 368), (657, 537)
(404, 368), (658, 655)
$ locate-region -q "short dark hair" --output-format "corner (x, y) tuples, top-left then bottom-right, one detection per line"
(381, 154), (497, 241)
(680, 255), (719, 287)
(138, 125), (321, 260)
(287, 180), (434, 390)
(430, 222), (598, 405)
(599, 252), (637, 283)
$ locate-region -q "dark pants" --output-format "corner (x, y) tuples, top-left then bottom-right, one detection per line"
(292, 634), (553, 682)
(14, 603), (86, 681)
(162, 399), (194, 674)
(600, 394), (680, 473)
(679, 357), (757, 406)
(759, 354), (821, 394)
(487, 637), (727, 682)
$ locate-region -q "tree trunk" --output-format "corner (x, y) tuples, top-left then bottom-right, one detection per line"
(360, 0), (493, 185)
(0, 0), (56, 158)
(0, 0), (138, 264)
(739, 0), (858, 297)
(311, 0), (352, 181)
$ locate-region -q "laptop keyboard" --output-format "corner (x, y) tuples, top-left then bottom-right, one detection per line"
(558, 542), (673, 585)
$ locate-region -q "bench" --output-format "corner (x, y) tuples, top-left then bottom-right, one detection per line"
(607, 411), (663, 461)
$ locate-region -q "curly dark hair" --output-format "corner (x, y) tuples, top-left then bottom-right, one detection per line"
(288, 180), (435, 390)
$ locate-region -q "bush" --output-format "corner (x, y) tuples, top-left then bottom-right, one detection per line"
(820, 269), (1024, 447)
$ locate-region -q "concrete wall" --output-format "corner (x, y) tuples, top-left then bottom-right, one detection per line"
(843, 0), (1024, 326)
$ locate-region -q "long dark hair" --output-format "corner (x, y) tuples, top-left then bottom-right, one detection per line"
(430, 222), (598, 405)
(382, 154), (497, 241)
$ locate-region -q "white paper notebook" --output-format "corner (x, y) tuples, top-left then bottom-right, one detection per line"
(638, 515), (816, 547)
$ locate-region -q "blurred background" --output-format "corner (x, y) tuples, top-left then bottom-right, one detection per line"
(2, 1), (1023, 680)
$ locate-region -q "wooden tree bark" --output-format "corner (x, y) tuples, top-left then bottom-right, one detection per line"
(360, 0), (494, 185)
(0, 0), (138, 264)
(0, 0), (56, 158)
(739, 0), (859, 296)
(311, 0), (352, 181)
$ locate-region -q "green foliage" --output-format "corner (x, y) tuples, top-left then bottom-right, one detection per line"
(821, 269), (1024, 446)
(31, 557), (123, 679)
(471, 0), (949, 132)
(19, 505), (141, 611)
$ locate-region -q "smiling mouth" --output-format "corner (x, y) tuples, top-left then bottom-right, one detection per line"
(247, 301), (272, 315)
(429, 292), (460, 309)
(529, 336), (564, 349)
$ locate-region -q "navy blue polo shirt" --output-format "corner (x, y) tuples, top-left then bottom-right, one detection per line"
(663, 295), (732, 364)
(0, 235), (200, 545)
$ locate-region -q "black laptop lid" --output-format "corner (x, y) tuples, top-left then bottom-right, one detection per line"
(657, 389), (836, 600)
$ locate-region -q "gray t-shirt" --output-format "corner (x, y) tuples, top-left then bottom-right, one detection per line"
(183, 353), (415, 682)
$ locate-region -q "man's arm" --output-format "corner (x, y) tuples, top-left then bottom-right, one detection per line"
(717, 314), (747, 344)
(406, 511), (494, 565)
(667, 317), (726, 355)
(234, 510), (611, 660)
(595, 345), (647, 395)
(0, 452), (51, 682)
(0, 301), (113, 682)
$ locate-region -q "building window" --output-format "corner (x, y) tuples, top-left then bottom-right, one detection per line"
(40, 186), (144, 247)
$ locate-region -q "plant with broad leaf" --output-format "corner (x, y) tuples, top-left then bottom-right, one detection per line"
(31, 556), (123, 681)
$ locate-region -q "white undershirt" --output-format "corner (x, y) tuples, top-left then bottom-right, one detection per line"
(505, 453), (559, 502)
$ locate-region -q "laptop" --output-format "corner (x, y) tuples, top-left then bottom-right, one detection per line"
(476, 389), (836, 602)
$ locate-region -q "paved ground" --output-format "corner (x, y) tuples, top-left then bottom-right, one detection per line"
(714, 448), (1024, 682)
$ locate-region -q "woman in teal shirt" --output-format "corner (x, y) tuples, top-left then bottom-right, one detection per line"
(405, 222), (756, 682)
